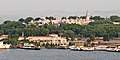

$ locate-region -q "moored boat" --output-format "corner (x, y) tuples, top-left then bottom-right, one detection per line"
(81, 47), (95, 51)
(70, 46), (82, 51)
(20, 43), (40, 50)
(94, 45), (108, 51)
(106, 46), (120, 52)
(57, 45), (68, 49)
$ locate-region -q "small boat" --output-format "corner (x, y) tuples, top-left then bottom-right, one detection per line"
(57, 45), (68, 49)
(94, 45), (108, 51)
(81, 47), (95, 51)
(20, 43), (40, 50)
(107, 46), (120, 52)
(0, 41), (11, 49)
(70, 46), (82, 51)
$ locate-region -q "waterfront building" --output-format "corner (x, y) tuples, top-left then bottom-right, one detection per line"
(25, 34), (67, 45)
(0, 35), (8, 40)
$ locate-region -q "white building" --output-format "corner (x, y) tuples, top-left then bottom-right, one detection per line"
(30, 11), (91, 25)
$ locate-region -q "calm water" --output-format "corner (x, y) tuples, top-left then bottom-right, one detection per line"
(0, 49), (120, 60)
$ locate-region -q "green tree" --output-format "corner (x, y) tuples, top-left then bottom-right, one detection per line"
(110, 15), (120, 22)
(67, 30), (75, 41)
(25, 17), (34, 24)
(103, 33), (110, 41)
(18, 18), (25, 23)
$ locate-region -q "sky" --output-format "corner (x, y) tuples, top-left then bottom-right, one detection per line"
(0, 0), (120, 20)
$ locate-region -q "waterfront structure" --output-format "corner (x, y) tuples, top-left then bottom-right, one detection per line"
(0, 35), (10, 49)
(0, 41), (11, 49)
(18, 37), (25, 41)
(0, 35), (8, 40)
(24, 34), (68, 45)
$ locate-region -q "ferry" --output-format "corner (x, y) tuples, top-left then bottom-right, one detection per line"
(20, 43), (40, 50)
(0, 41), (11, 49)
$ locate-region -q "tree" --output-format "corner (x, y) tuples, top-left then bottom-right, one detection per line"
(8, 38), (18, 46)
(103, 33), (110, 41)
(91, 16), (105, 20)
(68, 16), (78, 20)
(61, 17), (67, 20)
(110, 15), (120, 22)
(3, 20), (11, 24)
(34, 17), (44, 21)
(67, 30), (75, 41)
(89, 34), (95, 41)
(25, 17), (34, 24)
(80, 16), (86, 19)
(45, 16), (56, 20)
(18, 18), (25, 22)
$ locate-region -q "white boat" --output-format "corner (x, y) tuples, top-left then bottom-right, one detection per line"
(70, 46), (82, 51)
(107, 46), (120, 52)
(94, 45), (108, 51)
(0, 41), (11, 49)
(57, 45), (68, 49)
(81, 47), (95, 51)
(20, 43), (40, 50)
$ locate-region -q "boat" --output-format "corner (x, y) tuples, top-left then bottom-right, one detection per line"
(57, 45), (68, 49)
(80, 47), (95, 51)
(70, 46), (82, 51)
(0, 41), (11, 49)
(94, 45), (108, 51)
(106, 46), (120, 52)
(20, 43), (40, 50)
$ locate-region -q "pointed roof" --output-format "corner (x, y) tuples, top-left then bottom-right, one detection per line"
(86, 10), (90, 16)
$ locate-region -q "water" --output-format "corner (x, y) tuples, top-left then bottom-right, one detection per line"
(0, 49), (120, 60)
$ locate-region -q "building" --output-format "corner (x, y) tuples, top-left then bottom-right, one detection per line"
(30, 10), (91, 26)
(0, 35), (8, 40)
(113, 22), (120, 24)
(18, 34), (68, 45)
(61, 10), (91, 25)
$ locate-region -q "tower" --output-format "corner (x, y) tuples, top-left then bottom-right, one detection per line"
(86, 10), (90, 21)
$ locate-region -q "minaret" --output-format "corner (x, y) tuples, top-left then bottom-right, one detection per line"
(86, 10), (90, 21)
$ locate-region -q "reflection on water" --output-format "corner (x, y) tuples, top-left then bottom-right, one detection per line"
(0, 49), (120, 60)
(0, 49), (10, 52)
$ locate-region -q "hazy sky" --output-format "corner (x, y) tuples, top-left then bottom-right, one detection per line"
(0, 0), (120, 20)
(0, 0), (120, 12)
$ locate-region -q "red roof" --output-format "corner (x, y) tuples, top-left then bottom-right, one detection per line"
(81, 38), (88, 41)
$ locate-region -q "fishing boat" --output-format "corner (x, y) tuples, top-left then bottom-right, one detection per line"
(20, 43), (40, 50)
(0, 41), (11, 49)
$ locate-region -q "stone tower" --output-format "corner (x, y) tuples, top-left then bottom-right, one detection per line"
(86, 10), (90, 21)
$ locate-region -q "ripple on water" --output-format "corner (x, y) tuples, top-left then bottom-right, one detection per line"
(0, 49), (120, 60)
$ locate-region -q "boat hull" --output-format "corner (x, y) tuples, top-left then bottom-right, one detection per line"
(81, 47), (95, 51)
(20, 48), (40, 50)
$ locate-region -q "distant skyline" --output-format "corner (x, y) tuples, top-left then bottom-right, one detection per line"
(0, 0), (120, 21)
